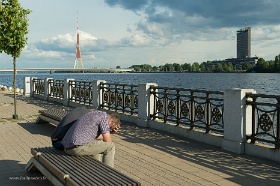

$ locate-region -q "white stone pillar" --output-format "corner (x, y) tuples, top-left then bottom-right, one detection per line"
(63, 78), (75, 106)
(222, 88), (256, 154)
(137, 83), (157, 127)
(23, 77), (31, 96)
(92, 80), (106, 109)
(44, 78), (52, 101)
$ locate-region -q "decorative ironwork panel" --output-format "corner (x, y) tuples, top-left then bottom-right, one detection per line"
(181, 103), (190, 117)
(212, 107), (222, 123)
(246, 93), (280, 149)
(69, 80), (92, 106)
(33, 79), (45, 95)
(49, 79), (64, 99)
(259, 113), (273, 132)
(100, 83), (138, 115)
(196, 104), (205, 120)
(150, 86), (224, 134)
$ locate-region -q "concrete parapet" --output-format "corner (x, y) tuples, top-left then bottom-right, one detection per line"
(222, 88), (256, 154)
(63, 78), (74, 106)
(92, 80), (106, 109)
(245, 143), (280, 162)
(148, 120), (223, 147)
(44, 78), (52, 101)
(23, 77), (31, 96)
(137, 83), (157, 128)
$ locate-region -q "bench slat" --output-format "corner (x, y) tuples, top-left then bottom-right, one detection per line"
(30, 147), (141, 186)
(42, 151), (101, 186)
(43, 149), (133, 186)
(39, 109), (69, 121)
(78, 155), (139, 185)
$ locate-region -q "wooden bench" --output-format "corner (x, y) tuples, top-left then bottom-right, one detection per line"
(25, 147), (141, 186)
(36, 109), (70, 125)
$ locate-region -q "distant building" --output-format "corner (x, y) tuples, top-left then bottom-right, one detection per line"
(223, 27), (257, 68)
(225, 56), (258, 69)
(207, 26), (257, 70)
(237, 27), (251, 58)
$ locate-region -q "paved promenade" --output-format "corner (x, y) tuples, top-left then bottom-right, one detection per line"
(0, 91), (280, 186)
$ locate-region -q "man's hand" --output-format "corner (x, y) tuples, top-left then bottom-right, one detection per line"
(110, 124), (120, 134)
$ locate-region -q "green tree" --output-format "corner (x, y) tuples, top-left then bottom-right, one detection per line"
(163, 63), (173, 72)
(134, 66), (141, 72)
(152, 66), (158, 72)
(224, 62), (233, 72)
(191, 62), (200, 72)
(206, 63), (215, 72)
(214, 63), (223, 72)
(242, 62), (253, 71)
(274, 54), (280, 72)
(116, 66), (121, 69)
(199, 62), (206, 72)
(142, 64), (152, 72)
(173, 63), (182, 72)
(0, 0), (31, 119)
(181, 63), (191, 72)
(254, 60), (270, 72)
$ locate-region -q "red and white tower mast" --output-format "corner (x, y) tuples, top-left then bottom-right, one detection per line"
(73, 11), (84, 69)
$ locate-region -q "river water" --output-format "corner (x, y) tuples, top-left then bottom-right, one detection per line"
(0, 72), (279, 95)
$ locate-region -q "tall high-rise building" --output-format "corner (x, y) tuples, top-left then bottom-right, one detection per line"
(237, 27), (251, 58)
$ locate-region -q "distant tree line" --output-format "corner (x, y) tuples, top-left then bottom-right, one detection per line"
(126, 54), (280, 73)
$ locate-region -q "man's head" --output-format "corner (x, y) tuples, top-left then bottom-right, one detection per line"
(107, 112), (121, 129)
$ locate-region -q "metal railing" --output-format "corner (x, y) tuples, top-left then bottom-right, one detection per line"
(33, 78), (45, 96)
(100, 83), (138, 115)
(246, 93), (280, 149)
(48, 79), (64, 99)
(150, 86), (224, 134)
(69, 80), (92, 106)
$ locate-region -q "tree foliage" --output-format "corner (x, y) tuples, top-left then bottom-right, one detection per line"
(0, 0), (30, 57)
(0, 0), (31, 118)
(128, 54), (280, 73)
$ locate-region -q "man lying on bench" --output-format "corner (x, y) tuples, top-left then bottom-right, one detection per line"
(51, 107), (121, 168)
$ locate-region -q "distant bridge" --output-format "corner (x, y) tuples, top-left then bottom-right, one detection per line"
(0, 68), (134, 73)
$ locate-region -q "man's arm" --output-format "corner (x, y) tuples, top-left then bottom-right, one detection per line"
(102, 133), (112, 142)
(96, 134), (103, 140)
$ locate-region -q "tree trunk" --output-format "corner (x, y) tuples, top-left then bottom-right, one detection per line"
(13, 56), (18, 119)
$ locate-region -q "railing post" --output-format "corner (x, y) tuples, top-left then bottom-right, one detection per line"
(222, 88), (256, 154)
(276, 98), (280, 149)
(92, 80), (106, 109)
(44, 78), (52, 101)
(63, 78), (74, 106)
(23, 77), (31, 96)
(137, 83), (157, 127)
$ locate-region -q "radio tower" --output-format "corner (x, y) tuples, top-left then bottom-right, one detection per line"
(73, 11), (84, 69)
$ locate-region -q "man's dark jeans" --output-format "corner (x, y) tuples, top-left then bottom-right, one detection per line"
(52, 140), (64, 150)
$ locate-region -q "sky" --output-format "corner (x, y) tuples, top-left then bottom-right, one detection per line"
(1, 0), (280, 69)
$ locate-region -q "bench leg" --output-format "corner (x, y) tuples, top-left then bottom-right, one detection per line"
(36, 116), (48, 124)
(25, 157), (65, 186)
(36, 115), (60, 125)
(25, 158), (38, 172)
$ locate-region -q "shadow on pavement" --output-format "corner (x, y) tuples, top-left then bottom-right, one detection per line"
(18, 122), (55, 137)
(0, 160), (52, 186)
(4, 93), (70, 110)
(118, 121), (280, 185)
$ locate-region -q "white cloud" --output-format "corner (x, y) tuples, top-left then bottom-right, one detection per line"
(36, 31), (97, 53)
(253, 25), (280, 41)
(23, 45), (62, 58)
